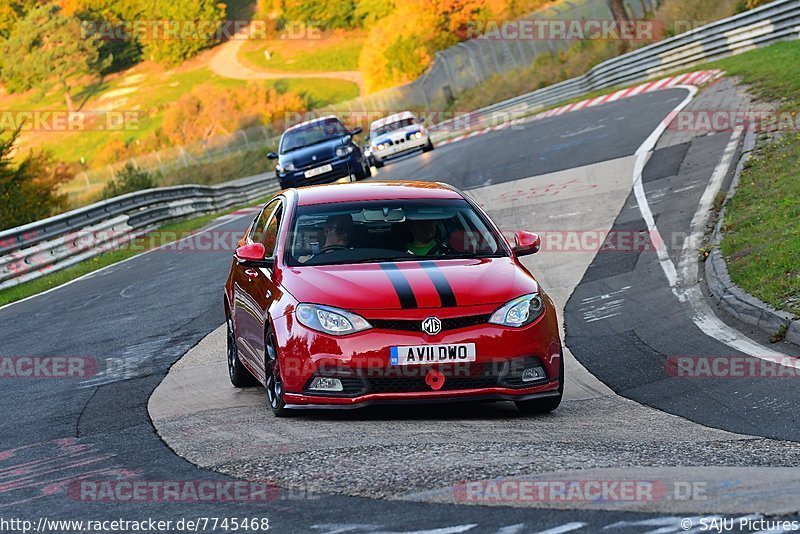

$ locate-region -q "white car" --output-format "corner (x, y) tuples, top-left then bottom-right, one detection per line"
(367, 111), (433, 167)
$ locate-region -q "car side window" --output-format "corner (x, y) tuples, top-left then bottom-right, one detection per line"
(262, 203), (284, 257)
(250, 199), (280, 243)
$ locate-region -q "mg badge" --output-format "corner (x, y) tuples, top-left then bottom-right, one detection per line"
(422, 316), (442, 336)
(312, 155), (317, 161)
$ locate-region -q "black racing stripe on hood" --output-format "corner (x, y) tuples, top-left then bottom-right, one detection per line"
(380, 263), (418, 309)
(419, 261), (457, 307)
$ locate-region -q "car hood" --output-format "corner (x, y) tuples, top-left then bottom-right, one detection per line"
(371, 125), (422, 146)
(279, 136), (349, 168)
(281, 257), (538, 311)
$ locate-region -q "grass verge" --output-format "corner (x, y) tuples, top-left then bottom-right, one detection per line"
(240, 32), (365, 72)
(710, 41), (800, 317)
(0, 196), (271, 307)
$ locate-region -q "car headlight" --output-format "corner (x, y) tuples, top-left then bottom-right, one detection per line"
(296, 303), (371, 335)
(283, 162), (296, 172)
(335, 145), (355, 157)
(414, 131), (423, 139)
(376, 143), (386, 150)
(488, 293), (544, 327)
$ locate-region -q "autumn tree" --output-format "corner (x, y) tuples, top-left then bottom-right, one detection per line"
(0, 129), (72, 230)
(0, 4), (110, 111)
(161, 82), (306, 146)
(139, 0), (226, 65)
(0, 0), (38, 39)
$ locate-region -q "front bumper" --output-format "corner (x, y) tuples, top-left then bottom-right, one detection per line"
(273, 303), (562, 406)
(278, 154), (362, 187)
(372, 136), (429, 161)
(284, 389), (561, 409)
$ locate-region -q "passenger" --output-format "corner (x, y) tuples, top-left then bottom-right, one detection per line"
(406, 219), (445, 256)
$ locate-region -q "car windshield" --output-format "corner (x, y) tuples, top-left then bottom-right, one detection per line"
(371, 118), (417, 137)
(281, 118), (349, 154)
(287, 198), (507, 267)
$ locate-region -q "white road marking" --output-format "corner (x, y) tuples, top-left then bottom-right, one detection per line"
(630, 85), (697, 287)
(393, 526), (477, 534)
(561, 125), (606, 138)
(494, 525), (526, 534)
(581, 286), (631, 304)
(311, 525), (477, 534)
(548, 211), (584, 219)
(530, 522), (587, 534)
(631, 86), (792, 363)
(579, 287), (630, 323)
(581, 299), (624, 322)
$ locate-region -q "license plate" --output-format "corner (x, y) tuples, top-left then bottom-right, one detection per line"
(304, 164), (332, 178)
(390, 343), (476, 366)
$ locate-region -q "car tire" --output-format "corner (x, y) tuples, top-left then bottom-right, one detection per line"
(265, 328), (292, 417)
(422, 139), (434, 152)
(373, 158), (385, 168)
(354, 159), (371, 180)
(514, 353), (564, 414)
(227, 312), (259, 388)
(514, 393), (562, 414)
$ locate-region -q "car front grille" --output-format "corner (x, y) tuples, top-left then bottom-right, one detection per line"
(303, 358), (548, 397)
(369, 314), (491, 333)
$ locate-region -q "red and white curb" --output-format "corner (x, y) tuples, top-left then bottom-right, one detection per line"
(435, 69), (724, 147)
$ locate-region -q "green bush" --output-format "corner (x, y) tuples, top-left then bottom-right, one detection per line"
(158, 148), (277, 187)
(102, 163), (158, 199)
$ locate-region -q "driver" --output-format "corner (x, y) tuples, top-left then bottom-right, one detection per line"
(406, 219), (445, 256)
(320, 214), (353, 251)
(298, 214), (354, 263)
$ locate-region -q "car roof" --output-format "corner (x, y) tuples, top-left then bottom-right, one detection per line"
(284, 115), (341, 133)
(370, 111), (416, 130)
(292, 181), (463, 206)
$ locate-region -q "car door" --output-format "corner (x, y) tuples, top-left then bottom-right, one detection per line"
(233, 199), (285, 382)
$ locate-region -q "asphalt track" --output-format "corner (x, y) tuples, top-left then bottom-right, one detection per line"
(1, 83), (799, 532)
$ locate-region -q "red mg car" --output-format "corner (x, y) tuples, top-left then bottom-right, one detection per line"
(224, 182), (563, 417)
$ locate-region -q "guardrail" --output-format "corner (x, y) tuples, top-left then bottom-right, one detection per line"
(429, 0), (800, 141)
(0, 173), (278, 290)
(2, 0), (798, 291)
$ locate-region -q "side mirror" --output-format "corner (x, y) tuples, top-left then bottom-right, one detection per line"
(235, 243), (273, 267)
(350, 126), (363, 136)
(267, 152), (278, 160)
(513, 231), (541, 256)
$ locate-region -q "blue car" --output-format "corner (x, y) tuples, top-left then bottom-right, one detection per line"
(268, 116), (371, 189)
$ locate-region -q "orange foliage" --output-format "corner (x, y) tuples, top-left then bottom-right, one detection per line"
(161, 83), (306, 146)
